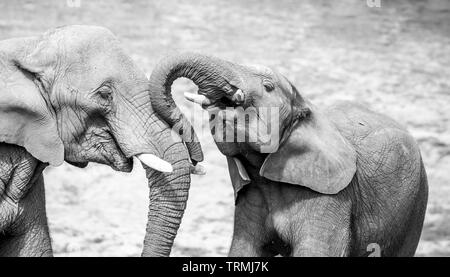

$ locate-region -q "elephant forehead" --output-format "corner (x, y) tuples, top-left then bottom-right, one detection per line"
(62, 49), (146, 91)
(47, 26), (133, 69)
(49, 25), (117, 48)
(244, 64), (273, 77)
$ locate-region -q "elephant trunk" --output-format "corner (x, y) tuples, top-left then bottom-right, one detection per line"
(112, 88), (192, 257)
(148, 53), (241, 163)
(142, 125), (191, 256)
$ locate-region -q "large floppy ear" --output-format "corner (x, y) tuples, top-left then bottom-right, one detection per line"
(0, 37), (64, 166)
(260, 106), (356, 194)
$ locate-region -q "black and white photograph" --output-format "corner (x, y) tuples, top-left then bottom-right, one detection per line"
(0, 0), (449, 261)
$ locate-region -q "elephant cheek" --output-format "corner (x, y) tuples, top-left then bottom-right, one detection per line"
(240, 117), (280, 154)
(214, 141), (241, 156)
(210, 116), (276, 155)
(252, 129), (280, 154)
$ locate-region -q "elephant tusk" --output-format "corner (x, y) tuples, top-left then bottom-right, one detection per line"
(233, 157), (250, 181)
(190, 163), (206, 175)
(231, 89), (245, 104)
(136, 154), (173, 173)
(184, 92), (213, 106)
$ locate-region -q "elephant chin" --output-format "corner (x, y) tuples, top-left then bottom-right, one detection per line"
(65, 146), (133, 172)
(66, 161), (89, 168)
(109, 157), (134, 172)
(66, 155), (133, 172)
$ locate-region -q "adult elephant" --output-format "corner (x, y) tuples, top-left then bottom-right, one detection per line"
(0, 26), (203, 257)
(148, 53), (428, 257)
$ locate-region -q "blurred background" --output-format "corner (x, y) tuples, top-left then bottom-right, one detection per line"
(0, 0), (449, 256)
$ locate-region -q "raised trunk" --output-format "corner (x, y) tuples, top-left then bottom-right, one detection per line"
(148, 53), (241, 164)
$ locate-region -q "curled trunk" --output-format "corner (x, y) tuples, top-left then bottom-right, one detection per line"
(148, 53), (241, 164)
(144, 53), (247, 255)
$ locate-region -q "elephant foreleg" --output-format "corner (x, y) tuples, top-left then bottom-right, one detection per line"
(228, 198), (275, 257)
(229, 229), (267, 257)
(0, 175), (52, 257)
(288, 192), (353, 257)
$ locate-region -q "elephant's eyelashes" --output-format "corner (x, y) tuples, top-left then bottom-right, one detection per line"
(96, 86), (113, 101)
(91, 85), (114, 113)
(262, 79), (274, 92)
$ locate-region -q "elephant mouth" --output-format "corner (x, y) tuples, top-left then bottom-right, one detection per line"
(185, 87), (246, 111)
(66, 160), (89, 168)
(84, 128), (134, 172)
(65, 129), (134, 172)
(108, 131), (174, 173)
(107, 139), (134, 172)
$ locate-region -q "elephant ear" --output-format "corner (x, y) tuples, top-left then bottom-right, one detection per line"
(0, 37), (64, 166)
(260, 107), (356, 194)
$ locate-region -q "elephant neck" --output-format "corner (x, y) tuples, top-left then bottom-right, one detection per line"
(235, 150), (267, 172)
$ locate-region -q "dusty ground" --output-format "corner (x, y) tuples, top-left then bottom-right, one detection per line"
(0, 0), (449, 256)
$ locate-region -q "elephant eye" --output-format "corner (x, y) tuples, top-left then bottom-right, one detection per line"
(96, 85), (113, 102)
(262, 79), (274, 92)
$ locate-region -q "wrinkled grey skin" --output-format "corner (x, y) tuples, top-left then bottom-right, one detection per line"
(0, 26), (198, 257)
(0, 145), (50, 256)
(149, 53), (428, 256)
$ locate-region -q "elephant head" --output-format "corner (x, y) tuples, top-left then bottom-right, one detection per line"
(0, 26), (202, 256)
(149, 53), (356, 197)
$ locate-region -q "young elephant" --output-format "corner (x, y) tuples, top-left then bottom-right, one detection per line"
(0, 27), (204, 257)
(148, 53), (428, 257)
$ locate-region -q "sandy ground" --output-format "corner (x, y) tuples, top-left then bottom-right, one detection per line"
(0, 0), (449, 256)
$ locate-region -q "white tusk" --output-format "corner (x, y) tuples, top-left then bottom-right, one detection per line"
(233, 157), (250, 181)
(232, 89), (245, 103)
(136, 154), (173, 173)
(184, 92), (213, 106)
(190, 163), (206, 175)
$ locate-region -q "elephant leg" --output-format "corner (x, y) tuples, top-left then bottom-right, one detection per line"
(290, 224), (351, 257)
(228, 219), (271, 257)
(0, 175), (52, 257)
(286, 191), (353, 257)
(228, 193), (275, 257)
